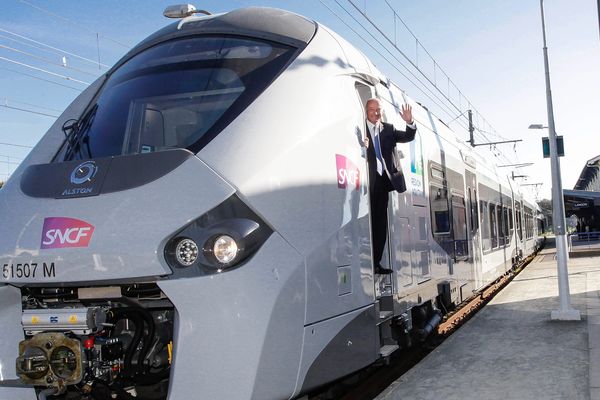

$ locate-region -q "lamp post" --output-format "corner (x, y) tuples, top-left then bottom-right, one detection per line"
(535, 0), (580, 320)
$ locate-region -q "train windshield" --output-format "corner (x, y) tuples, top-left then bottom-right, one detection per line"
(57, 36), (295, 161)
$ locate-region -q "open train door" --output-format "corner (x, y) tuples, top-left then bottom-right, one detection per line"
(353, 80), (396, 302)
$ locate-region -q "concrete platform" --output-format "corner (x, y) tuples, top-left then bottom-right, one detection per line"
(376, 237), (600, 400)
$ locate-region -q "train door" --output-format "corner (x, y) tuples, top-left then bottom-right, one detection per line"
(354, 81), (404, 301)
(466, 169), (483, 289)
(353, 81), (389, 299)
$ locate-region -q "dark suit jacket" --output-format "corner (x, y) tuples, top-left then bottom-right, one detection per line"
(366, 121), (417, 193)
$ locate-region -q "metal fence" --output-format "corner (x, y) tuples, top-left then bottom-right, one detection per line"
(568, 231), (600, 251)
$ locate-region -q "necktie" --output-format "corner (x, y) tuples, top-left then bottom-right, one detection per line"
(373, 124), (384, 175)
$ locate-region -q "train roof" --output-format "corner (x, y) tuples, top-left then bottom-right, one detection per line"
(111, 7), (317, 73)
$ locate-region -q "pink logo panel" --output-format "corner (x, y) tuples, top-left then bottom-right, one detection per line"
(41, 217), (95, 249)
(336, 154), (360, 190)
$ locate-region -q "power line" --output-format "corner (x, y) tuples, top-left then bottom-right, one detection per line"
(0, 27), (110, 69)
(322, 0), (517, 166)
(346, 0), (461, 113)
(337, 0), (462, 121)
(17, 0), (131, 49)
(1, 97), (63, 113)
(342, 0), (518, 165)
(0, 142), (34, 149)
(0, 32), (66, 58)
(320, 0), (485, 152)
(320, 0), (460, 123)
(0, 55), (90, 85)
(353, 0), (508, 143)
(0, 66), (83, 91)
(0, 103), (58, 118)
(0, 154), (25, 161)
(0, 44), (99, 76)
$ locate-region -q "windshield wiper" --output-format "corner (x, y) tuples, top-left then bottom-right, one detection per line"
(63, 104), (98, 161)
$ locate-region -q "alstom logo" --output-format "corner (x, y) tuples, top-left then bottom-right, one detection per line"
(41, 217), (95, 249)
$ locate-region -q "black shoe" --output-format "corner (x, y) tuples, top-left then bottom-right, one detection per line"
(375, 264), (393, 275)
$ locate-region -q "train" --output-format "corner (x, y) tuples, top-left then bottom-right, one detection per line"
(0, 5), (543, 400)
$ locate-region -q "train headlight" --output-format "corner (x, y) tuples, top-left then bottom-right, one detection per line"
(163, 195), (273, 276)
(212, 235), (238, 265)
(175, 238), (199, 267)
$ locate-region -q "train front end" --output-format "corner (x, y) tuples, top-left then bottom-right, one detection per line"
(0, 8), (316, 400)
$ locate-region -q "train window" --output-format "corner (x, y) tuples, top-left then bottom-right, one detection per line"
(55, 36), (296, 161)
(452, 195), (468, 258)
(430, 185), (450, 234)
(471, 189), (479, 233)
(490, 204), (498, 248)
(516, 203), (523, 241)
(480, 200), (491, 251)
(516, 213), (521, 241)
(498, 205), (505, 247)
(503, 206), (510, 246)
(468, 188), (473, 232)
(431, 167), (445, 181)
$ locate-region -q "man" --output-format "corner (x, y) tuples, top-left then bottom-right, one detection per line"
(364, 98), (416, 274)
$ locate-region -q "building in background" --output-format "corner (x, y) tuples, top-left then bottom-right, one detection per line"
(564, 155), (600, 234)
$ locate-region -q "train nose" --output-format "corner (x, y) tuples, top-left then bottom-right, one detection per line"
(0, 151), (237, 284)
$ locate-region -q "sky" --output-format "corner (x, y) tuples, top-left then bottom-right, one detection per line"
(0, 0), (598, 200)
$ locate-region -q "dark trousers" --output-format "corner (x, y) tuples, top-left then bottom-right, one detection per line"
(370, 172), (392, 266)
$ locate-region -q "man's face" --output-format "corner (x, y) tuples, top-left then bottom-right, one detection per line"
(366, 100), (381, 124)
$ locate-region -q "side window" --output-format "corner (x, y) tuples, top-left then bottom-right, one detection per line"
(516, 207), (523, 241)
(480, 200), (490, 251)
(502, 206), (509, 246)
(490, 204), (498, 248)
(452, 195), (468, 258)
(430, 185), (450, 234)
(509, 207), (514, 240)
(471, 189), (479, 233)
(496, 205), (502, 247)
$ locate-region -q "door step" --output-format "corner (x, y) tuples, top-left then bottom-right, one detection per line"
(379, 310), (394, 320)
(379, 344), (399, 357)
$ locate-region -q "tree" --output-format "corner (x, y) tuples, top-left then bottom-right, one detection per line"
(537, 198), (553, 230)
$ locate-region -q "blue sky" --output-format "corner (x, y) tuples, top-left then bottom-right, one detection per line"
(0, 0), (598, 200)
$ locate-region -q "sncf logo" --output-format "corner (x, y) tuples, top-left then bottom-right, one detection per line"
(41, 217), (95, 249)
(336, 154), (360, 190)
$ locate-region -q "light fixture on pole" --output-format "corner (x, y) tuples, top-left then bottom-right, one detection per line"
(537, 0), (580, 320)
(528, 124), (547, 130)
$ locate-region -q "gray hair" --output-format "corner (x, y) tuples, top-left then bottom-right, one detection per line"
(365, 98), (380, 110)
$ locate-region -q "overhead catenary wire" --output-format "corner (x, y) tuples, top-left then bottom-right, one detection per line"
(0, 66), (83, 92)
(345, 0), (500, 145)
(0, 142), (34, 149)
(346, 0), (461, 114)
(340, 0), (520, 167)
(0, 154), (25, 161)
(0, 103), (59, 118)
(320, 0), (488, 154)
(1, 97), (63, 113)
(319, 0), (461, 123)
(353, 0), (510, 145)
(334, 0), (463, 121)
(0, 44), (100, 77)
(0, 55), (90, 85)
(0, 27), (111, 69)
(16, 0), (132, 49)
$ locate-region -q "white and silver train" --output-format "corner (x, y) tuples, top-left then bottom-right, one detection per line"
(0, 6), (543, 400)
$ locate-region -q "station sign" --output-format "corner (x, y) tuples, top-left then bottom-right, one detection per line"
(542, 136), (564, 158)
